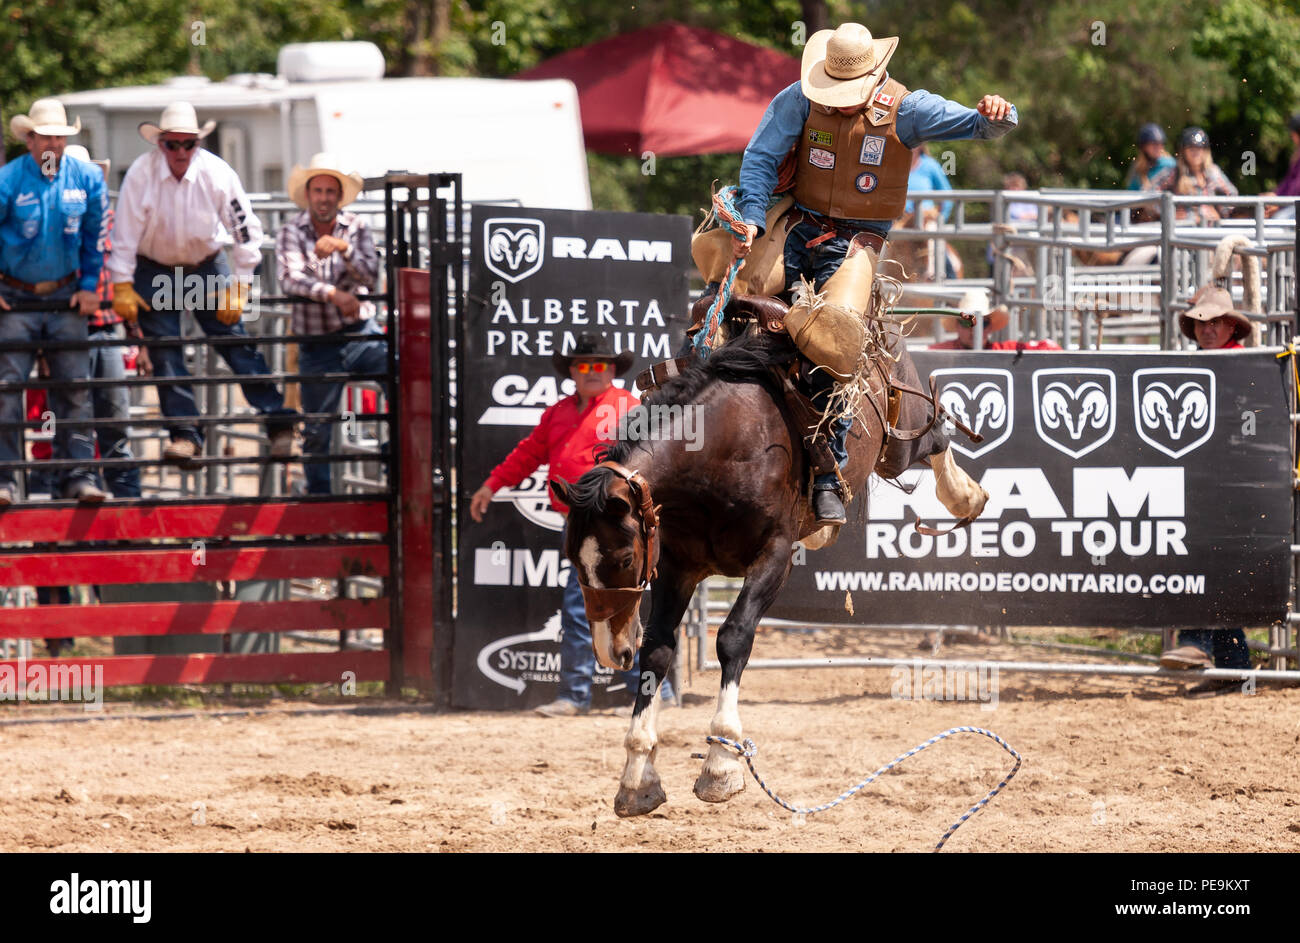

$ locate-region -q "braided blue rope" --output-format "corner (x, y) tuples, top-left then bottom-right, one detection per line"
(692, 185), (746, 360)
(705, 726), (1022, 852)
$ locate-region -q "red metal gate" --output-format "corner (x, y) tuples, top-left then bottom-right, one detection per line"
(0, 173), (461, 696)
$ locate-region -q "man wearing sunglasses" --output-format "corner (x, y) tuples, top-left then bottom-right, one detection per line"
(469, 333), (674, 716)
(106, 101), (297, 467)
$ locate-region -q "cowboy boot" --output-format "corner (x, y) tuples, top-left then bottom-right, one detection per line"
(812, 481), (847, 526)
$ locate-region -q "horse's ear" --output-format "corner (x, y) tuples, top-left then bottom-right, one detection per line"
(550, 479), (571, 507)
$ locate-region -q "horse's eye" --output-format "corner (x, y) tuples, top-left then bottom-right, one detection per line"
(617, 555), (634, 570)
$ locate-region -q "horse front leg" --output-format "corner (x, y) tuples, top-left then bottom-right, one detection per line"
(695, 540), (793, 803)
(614, 561), (697, 818)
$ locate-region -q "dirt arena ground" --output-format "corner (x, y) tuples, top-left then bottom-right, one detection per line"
(2, 628), (1298, 853)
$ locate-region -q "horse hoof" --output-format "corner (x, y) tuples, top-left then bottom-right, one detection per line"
(693, 767), (746, 803)
(614, 781), (667, 818)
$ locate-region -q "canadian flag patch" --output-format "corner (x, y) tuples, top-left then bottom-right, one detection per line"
(873, 89), (896, 107)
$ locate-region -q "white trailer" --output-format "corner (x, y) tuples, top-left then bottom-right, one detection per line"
(56, 41), (591, 209)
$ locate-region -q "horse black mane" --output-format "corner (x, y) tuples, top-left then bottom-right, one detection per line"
(564, 332), (799, 520)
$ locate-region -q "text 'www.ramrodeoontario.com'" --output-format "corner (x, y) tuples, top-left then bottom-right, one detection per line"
(814, 570), (1206, 595)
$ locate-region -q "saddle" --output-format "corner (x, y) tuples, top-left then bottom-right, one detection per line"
(639, 293), (837, 476)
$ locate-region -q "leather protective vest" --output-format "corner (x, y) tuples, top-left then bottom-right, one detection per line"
(793, 77), (911, 221)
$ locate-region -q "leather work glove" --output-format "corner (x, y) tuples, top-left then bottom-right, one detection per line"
(112, 282), (149, 322)
(215, 282), (250, 325)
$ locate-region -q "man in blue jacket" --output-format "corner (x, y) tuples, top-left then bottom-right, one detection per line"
(0, 99), (109, 505)
(725, 23), (1018, 525)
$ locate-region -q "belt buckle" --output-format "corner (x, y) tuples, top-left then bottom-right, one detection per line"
(33, 279), (58, 295)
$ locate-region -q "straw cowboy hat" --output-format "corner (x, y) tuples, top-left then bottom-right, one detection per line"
(63, 144), (110, 178)
(552, 332), (634, 378)
(1179, 285), (1251, 343)
(138, 101), (216, 144)
(801, 23), (899, 109)
(288, 153), (365, 210)
(10, 98), (80, 139)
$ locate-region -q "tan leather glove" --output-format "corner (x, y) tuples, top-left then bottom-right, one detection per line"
(112, 282), (149, 322)
(215, 282), (249, 325)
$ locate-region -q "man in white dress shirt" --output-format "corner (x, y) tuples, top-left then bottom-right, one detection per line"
(107, 102), (297, 465)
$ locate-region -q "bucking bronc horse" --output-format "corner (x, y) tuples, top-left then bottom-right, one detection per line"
(551, 312), (989, 817)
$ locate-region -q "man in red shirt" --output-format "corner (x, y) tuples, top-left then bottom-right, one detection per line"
(470, 334), (673, 716)
(1160, 286), (1252, 696)
(929, 305), (1062, 351)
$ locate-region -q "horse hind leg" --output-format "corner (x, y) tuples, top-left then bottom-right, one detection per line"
(929, 444), (988, 521)
(695, 679), (747, 803)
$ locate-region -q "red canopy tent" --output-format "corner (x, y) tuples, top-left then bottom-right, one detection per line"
(516, 22), (801, 157)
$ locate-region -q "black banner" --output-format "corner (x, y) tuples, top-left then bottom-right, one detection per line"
(453, 206), (691, 709)
(770, 350), (1292, 628)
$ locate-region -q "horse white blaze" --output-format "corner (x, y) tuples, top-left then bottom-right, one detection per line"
(620, 688), (661, 792)
(578, 536), (618, 668)
(578, 536), (604, 588)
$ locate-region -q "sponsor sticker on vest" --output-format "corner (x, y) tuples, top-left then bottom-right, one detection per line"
(855, 171), (878, 193)
(859, 135), (886, 166)
(808, 147), (836, 170)
(808, 129), (833, 146)
(870, 107), (890, 124)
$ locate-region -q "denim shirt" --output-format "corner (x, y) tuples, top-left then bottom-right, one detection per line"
(737, 79), (1019, 235)
(0, 153), (107, 290)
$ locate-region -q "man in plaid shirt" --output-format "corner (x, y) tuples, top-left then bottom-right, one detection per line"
(276, 153), (385, 494)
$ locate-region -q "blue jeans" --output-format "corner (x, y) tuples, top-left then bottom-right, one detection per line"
(783, 220), (866, 493)
(134, 254), (296, 446)
(557, 531), (673, 708)
(298, 319), (388, 495)
(0, 283), (95, 493)
(1177, 629), (1251, 670)
(88, 323), (140, 498)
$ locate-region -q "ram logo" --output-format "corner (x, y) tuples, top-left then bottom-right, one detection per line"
(931, 368), (1013, 459)
(1133, 368), (1215, 459)
(1032, 368), (1116, 458)
(483, 217), (545, 283)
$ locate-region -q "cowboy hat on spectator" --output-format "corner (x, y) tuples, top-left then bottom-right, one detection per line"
(1179, 285), (1251, 343)
(63, 144), (110, 178)
(138, 102), (216, 144)
(287, 153), (365, 210)
(10, 99), (80, 139)
(942, 289), (1010, 333)
(801, 23), (898, 109)
(551, 332), (634, 378)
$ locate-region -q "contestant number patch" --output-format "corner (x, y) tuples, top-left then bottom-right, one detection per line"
(808, 147), (836, 169)
(859, 135), (885, 166)
(855, 171), (878, 193)
(808, 129), (833, 146)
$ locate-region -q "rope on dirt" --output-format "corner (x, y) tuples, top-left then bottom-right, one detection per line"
(703, 725), (1022, 852)
(693, 185), (746, 360)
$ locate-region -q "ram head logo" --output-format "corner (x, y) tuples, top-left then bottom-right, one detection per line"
(1140, 382), (1209, 439)
(1032, 368), (1116, 458)
(1040, 381), (1109, 440)
(483, 217), (545, 283)
(940, 381), (1007, 437)
(1133, 369), (1216, 459)
(929, 368), (1014, 459)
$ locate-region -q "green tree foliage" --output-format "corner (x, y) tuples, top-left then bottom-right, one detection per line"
(3, 0), (1298, 204)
